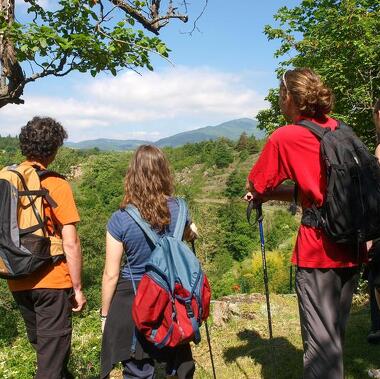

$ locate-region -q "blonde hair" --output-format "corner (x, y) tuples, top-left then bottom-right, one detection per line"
(121, 145), (174, 231)
(280, 68), (333, 119)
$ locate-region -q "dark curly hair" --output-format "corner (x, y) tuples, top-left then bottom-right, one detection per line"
(19, 117), (68, 160)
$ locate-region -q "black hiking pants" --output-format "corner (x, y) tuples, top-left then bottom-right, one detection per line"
(12, 288), (74, 379)
(296, 267), (359, 379)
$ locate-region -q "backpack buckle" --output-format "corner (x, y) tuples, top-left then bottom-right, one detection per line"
(185, 301), (194, 318)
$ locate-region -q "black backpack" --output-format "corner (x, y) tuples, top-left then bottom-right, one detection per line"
(297, 119), (380, 244)
(0, 164), (64, 279)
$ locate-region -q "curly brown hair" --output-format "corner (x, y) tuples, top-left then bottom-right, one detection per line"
(19, 116), (68, 160)
(121, 145), (174, 231)
(280, 68), (334, 119)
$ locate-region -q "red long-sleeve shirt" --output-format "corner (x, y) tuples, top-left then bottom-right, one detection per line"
(248, 116), (362, 268)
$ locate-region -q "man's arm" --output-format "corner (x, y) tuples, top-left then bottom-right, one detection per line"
(183, 223), (199, 242)
(62, 223), (86, 312)
(245, 179), (295, 203)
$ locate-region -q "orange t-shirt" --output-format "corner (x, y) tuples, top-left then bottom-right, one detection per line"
(8, 162), (80, 292)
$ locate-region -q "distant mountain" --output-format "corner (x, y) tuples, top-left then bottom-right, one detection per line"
(65, 118), (264, 151)
(65, 138), (150, 151)
(155, 118), (263, 148)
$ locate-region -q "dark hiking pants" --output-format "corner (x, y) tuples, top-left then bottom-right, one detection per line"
(369, 268), (380, 332)
(296, 267), (359, 379)
(12, 288), (74, 379)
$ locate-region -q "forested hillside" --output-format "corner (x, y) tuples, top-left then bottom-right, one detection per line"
(0, 135), (375, 378)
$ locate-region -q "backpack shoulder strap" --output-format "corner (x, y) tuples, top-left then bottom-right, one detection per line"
(296, 119), (329, 139)
(33, 167), (64, 208)
(34, 166), (66, 180)
(336, 120), (351, 131)
(173, 197), (188, 240)
(7, 167), (47, 235)
(125, 205), (159, 245)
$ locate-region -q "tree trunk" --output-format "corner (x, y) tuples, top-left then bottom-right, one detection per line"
(0, 0), (25, 108)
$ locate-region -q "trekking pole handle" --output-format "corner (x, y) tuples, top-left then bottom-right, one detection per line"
(247, 199), (263, 224)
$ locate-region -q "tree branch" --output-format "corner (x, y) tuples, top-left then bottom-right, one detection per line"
(0, 0), (25, 107)
(186, 0), (208, 36)
(95, 24), (174, 66)
(110, 0), (188, 35)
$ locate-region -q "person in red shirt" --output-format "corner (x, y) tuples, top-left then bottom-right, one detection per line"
(245, 68), (360, 379)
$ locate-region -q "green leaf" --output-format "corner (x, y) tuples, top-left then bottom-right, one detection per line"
(39, 38), (47, 48)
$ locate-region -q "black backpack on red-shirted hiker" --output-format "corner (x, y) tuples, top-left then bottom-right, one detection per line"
(296, 119), (380, 244)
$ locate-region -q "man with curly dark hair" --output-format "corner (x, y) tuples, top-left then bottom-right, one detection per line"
(19, 116), (69, 160)
(7, 116), (86, 379)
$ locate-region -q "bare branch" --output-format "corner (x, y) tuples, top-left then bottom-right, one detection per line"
(110, 0), (188, 35)
(186, 0), (208, 36)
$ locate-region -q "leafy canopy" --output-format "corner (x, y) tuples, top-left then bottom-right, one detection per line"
(0, 0), (201, 107)
(8, 0), (170, 76)
(258, 0), (380, 147)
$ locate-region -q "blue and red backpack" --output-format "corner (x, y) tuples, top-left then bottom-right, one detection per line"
(125, 198), (211, 349)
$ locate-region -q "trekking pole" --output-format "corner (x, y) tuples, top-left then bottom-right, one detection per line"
(247, 201), (274, 338)
(191, 241), (217, 379)
(247, 201), (277, 379)
(257, 204), (273, 338)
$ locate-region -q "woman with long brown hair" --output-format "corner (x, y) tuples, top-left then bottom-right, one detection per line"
(100, 145), (197, 379)
(245, 68), (363, 378)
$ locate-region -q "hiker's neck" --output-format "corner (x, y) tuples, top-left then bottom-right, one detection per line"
(26, 154), (56, 168)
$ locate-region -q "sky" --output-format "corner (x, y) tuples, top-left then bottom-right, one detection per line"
(0, 0), (300, 142)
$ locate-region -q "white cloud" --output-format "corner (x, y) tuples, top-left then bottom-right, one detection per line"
(0, 66), (267, 141)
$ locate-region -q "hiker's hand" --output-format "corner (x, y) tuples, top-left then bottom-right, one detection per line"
(184, 222), (199, 241)
(71, 289), (86, 312)
(244, 180), (264, 203)
(244, 192), (254, 202)
(243, 192), (263, 204)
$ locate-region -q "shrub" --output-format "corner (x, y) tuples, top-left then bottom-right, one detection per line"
(264, 209), (299, 251)
(238, 250), (293, 294)
(224, 170), (246, 199)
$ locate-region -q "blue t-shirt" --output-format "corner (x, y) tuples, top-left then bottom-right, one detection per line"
(107, 197), (190, 280)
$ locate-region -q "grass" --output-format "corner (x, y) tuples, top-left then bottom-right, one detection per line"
(0, 290), (377, 378)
